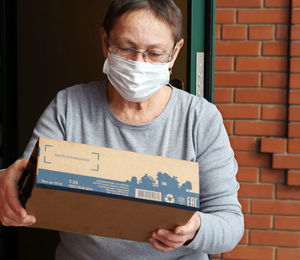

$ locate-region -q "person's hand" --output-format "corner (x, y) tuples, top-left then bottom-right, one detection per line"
(0, 159), (36, 226)
(149, 212), (201, 252)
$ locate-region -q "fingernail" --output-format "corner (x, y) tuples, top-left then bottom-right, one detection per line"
(24, 215), (35, 224)
(158, 230), (164, 236)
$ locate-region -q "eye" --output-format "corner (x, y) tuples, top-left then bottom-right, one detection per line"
(118, 46), (134, 54)
(147, 51), (164, 58)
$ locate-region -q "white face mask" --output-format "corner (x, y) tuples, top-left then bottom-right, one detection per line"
(103, 53), (170, 102)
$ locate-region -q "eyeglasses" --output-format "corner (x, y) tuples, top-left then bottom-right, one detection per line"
(108, 44), (174, 63)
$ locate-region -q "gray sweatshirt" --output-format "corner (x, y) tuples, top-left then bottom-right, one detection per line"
(22, 81), (244, 260)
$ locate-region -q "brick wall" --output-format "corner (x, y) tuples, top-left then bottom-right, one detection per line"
(214, 0), (300, 259)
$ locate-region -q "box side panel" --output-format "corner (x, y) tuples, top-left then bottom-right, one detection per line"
(27, 188), (195, 242)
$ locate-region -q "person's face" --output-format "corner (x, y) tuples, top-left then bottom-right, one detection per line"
(101, 9), (183, 68)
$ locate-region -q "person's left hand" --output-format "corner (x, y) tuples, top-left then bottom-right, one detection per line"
(149, 212), (201, 253)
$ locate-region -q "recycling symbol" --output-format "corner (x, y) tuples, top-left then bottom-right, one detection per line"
(164, 193), (175, 203)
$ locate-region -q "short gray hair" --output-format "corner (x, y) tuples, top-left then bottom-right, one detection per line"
(102, 0), (183, 43)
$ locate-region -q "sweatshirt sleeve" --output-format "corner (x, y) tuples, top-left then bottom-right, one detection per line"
(21, 89), (67, 158)
(186, 101), (244, 254)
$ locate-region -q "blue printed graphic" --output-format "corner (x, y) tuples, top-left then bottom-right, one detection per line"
(36, 169), (199, 208)
(126, 172), (199, 207)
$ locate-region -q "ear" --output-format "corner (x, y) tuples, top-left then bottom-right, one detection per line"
(168, 38), (184, 69)
(100, 27), (109, 59)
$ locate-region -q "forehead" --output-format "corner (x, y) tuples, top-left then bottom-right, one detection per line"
(109, 9), (174, 48)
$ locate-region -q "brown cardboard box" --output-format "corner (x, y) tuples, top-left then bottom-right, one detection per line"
(19, 137), (200, 242)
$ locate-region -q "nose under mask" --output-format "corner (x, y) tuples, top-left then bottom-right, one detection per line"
(103, 53), (170, 102)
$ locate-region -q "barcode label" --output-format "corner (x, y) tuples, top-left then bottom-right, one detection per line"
(135, 189), (162, 202)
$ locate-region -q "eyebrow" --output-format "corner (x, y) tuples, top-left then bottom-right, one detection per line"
(110, 37), (169, 50)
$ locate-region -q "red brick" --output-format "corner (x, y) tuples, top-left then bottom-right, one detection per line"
(290, 73), (300, 89)
(239, 199), (250, 213)
(252, 200), (300, 215)
(235, 121), (286, 136)
(292, 9), (300, 24)
(277, 184), (300, 199)
(215, 73), (259, 87)
(230, 136), (257, 151)
(238, 9), (289, 24)
(239, 230), (248, 244)
(273, 154), (300, 169)
(244, 214), (272, 229)
(275, 216), (300, 230)
(215, 57), (234, 71)
(291, 25), (300, 40)
(262, 73), (287, 88)
(216, 41), (260, 56)
(260, 168), (285, 183)
(217, 0), (262, 7)
(289, 90), (300, 104)
(235, 89), (286, 104)
(265, 0), (290, 7)
(277, 25), (289, 40)
(236, 57), (288, 72)
(250, 230), (300, 246)
(288, 139), (300, 153)
(277, 248), (300, 260)
(224, 120), (233, 135)
(222, 25), (247, 40)
(289, 123), (300, 137)
(291, 58), (300, 73)
(262, 105), (287, 120)
(223, 245), (274, 260)
(293, 0), (300, 7)
(289, 106), (300, 121)
(239, 183), (274, 198)
(216, 25), (221, 40)
(235, 151), (271, 167)
(261, 137), (287, 153)
(217, 104), (260, 119)
(214, 88), (234, 103)
(291, 42), (300, 57)
(216, 9), (236, 24)
(237, 167), (259, 182)
(263, 42), (288, 56)
(288, 170), (300, 185)
(249, 25), (274, 40)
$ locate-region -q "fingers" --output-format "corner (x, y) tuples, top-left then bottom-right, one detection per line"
(149, 229), (186, 252)
(0, 158), (36, 227)
(5, 184), (27, 219)
(149, 213), (201, 253)
(1, 207), (36, 227)
(5, 159), (29, 217)
(174, 213), (201, 236)
(149, 237), (179, 253)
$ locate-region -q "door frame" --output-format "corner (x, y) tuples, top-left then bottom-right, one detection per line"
(188, 0), (216, 102)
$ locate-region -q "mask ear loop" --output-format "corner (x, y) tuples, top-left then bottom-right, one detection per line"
(168, 41), (179, 76)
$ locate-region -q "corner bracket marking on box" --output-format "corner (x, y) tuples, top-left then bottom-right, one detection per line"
(91, 152), (100, 172)
(43, 144), (53, 164)
(196, 52), (204, 97)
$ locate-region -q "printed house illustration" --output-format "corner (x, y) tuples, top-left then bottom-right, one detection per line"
(127, 172), (199, 207)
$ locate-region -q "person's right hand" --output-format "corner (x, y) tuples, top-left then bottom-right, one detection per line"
(0, 159), (36, 226)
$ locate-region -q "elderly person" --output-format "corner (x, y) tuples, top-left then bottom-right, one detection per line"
(0, 0), (244, 259)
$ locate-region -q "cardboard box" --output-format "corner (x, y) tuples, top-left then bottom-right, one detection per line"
(19, 137), (200, 242)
